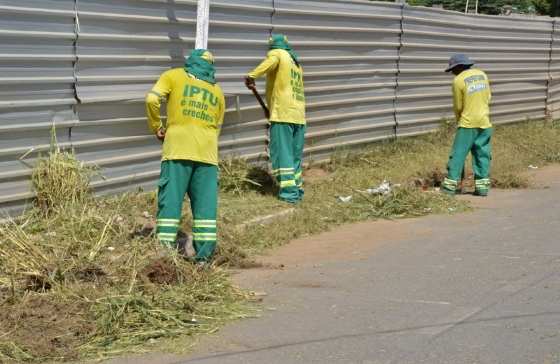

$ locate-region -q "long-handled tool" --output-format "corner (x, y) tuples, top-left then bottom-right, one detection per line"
(248, 85), (271, 158)
(249, 86), (270, 119)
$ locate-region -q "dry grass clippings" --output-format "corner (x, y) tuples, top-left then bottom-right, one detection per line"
(1, 120), (558, 362)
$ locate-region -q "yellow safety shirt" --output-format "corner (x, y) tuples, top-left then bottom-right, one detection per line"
(248, 49), (306, 124)
(452, 69), (492, 129)
(146, 68), (225, 165)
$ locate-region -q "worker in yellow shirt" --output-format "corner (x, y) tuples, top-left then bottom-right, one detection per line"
(145, 49), (225, 261)
(245, 34), (306, 204)
(442, 54), (493, 196)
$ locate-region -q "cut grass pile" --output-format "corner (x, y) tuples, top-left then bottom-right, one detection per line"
(0, 149), (249, 363)
(0, 120), (558, 362)
(216, 120), (560, 261)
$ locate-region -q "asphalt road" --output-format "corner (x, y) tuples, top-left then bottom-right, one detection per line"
(110, 168), (560, 364)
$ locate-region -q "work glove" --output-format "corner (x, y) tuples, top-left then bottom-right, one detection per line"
(244, 76), (256, 90)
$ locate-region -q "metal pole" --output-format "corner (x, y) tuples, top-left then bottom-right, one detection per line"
(464, 0), (469, 13)
(195, 0), (210, 49)
(475, 0), (479, 14)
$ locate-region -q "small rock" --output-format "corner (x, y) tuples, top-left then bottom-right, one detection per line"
(142, 211), (152, 218)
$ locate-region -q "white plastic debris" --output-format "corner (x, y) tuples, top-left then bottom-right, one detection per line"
(251, 291), (268, 298)
(107, 246), (115, 251)
(528, 165), (539, 170)
(142, 211), (152, 218)
(366, 180), (392, 195)
(338, 195), (353, 203)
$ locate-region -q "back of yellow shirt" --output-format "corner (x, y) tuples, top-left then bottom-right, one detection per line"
(146, 68), (225, 165)
(452, 69), (492, 129)
(248, 49), (306, 125)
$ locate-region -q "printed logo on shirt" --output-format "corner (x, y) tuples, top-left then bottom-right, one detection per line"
(181, 85), (219, 123)
(290, 68), (305, 103)
(464, 75), (488, 95)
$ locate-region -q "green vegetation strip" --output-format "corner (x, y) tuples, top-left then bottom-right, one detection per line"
(1, 121), (559, 362)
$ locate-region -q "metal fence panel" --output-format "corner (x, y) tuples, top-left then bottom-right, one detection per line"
(549, 20), (560, 119)
(397, 6), (552, 137)
(211, 0), (273, 162)
(0, 0), (77, 215)
(273, 0), (402, 161)
(1, 0), (559, 215)
(73, 0), (198, 195)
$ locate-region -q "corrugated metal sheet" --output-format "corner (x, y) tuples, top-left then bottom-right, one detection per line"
(0, 0), (558, 216)
(73, 0), (199, 196)
(0, 0), (77, 215)
(211, 0), (273, 162)
(549, 19), (560, 119)
(397, 6), (552, 137)
(273, 0), (402, 162)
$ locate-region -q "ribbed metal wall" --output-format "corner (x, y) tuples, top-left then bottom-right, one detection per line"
(74, 0), (198, 197)
(0, 0), (77, 215)
(211, 0), (273, 162)
(273, 0), (402, 162)
(549, 19), (560, 119)
(398, 7), (552, 137)
(0, 0), (558, 216)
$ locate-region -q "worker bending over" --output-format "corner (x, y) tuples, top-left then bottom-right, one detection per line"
(245, 34), (306, 204)
(443, 54), (493, 197)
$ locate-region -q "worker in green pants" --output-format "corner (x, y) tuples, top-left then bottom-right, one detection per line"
(245, 34), (306, 203)
(442, 54), (493, 196)
(146, 49), (225, 261)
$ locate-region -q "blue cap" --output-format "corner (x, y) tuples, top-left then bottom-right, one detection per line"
(445, 54), (474, 72)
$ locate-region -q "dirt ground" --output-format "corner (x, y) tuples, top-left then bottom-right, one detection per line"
(231, 165), (560, 285)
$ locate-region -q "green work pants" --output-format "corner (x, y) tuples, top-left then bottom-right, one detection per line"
(442, 127), (493, 196)
(156, 160), (218, 261)
(269, 122), (306, 203)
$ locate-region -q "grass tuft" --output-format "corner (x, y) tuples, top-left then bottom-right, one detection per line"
(0, 149), (251, 363)
(0, 120), (559, 362)
(219, 158), (268, 195)
(31, 148), (95, 215)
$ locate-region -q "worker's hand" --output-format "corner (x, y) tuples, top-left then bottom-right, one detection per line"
(245, 76), (256, 90)
(156, 128), (166, 142)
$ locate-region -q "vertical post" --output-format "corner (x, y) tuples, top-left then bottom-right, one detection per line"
(464, 0), (469, 13)
(475, 0), (479, 14)
(195, 0), (210, 49)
